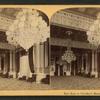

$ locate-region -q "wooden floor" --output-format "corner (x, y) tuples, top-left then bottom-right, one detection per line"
(50, 76), (100, 90)
(0, 77), (51, 90)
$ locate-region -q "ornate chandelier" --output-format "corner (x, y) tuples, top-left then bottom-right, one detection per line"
(6, 9), (50, 51)
(61, 31), (76, 63)
(62, 47), (76, 63)
(87, 12), (100, 49)
(5, 8), (50, 79)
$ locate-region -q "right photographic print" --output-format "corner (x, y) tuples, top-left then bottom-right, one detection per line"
(50, 8), (100, 90)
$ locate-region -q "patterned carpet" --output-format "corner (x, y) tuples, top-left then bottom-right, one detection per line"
(50, 76), (100, 90)
(0, 77), (51, 90)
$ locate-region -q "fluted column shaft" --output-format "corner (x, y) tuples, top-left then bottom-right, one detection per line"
(36, 42), (47, 83)
(0, 57), (2, 73)
(40, 43), (45, 73)
(36, 43), (40, 74)
(9, 50), (16, 78)
(33, 46), (36, 73)
(81, 54), (84, 73)
(3, 54), (8, 75)
(85, 53), (88, 74)
(44, 42), (48, 68)
(12, 51), (16, 78)
(91, 50), (95, 76)
(9, 51), (13, 75)
(94, 51), (98, 78)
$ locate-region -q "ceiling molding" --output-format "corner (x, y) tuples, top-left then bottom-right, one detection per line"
(50, 38), (92, 50)
(51, 22), (87, 32)
(51, 10), (95, 32)
(63, 9), (97, 19)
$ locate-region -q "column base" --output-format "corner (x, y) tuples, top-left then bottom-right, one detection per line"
(9, 72), (17, 78)
(36, 73), (46, 84)
(66, 71), (71, 76)
(2, 71), (8, 78)
(18, 72), (33, 80)
(50, 71), (55, 76)
(91, 71), (95, 77)
(0, 70), (3, 74)
(91, 71), (98, 78)
(94, 72), (98, 78)
(0, 70), (3, 76)
(3, 71), (8, 75)
(85, 71), (88, 74)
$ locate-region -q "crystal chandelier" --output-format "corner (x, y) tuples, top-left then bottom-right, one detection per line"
(87, 12), (100, 49)
(61, 31), (76, 63)
(62, 47), (76, 63)
(6, 9), (50, 51)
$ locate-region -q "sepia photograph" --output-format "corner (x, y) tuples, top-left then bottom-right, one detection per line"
(0, 8), (50, 90)
(0, 5), (100, 96)
(50, 8), (100, 90)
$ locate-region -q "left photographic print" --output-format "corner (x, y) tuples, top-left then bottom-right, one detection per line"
(0, 8), (50, 90)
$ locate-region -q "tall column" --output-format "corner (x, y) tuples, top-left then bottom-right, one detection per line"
(73, 61), (76, 76)
(12, 51), (17, 78)
(77, 56), (80, 74)
(94, 51), (98, 78)
(88, 53), (91, 76)
(69, 63), (71, 75)
(9, 50), (13, 77)
(3, 54), (8, 75)
(66, 63), (71, 76)
(63, 64), (67, 76)
(33, 46), (36, 74)
(85, 53), (88, 75)
(9, 50), (16, 78)
(40, 43), (45, 73)
(0, 56), (2, 73)
(58, 65), (60, 76)
(91, 50), (95, 76)
(81, 54), (84, 73)
(36, 43), (42, 83)
(35, 43), (40, 73)
(79, 56), (82, 74)
(44, 42), (48, 68)
(36, 41), (50, 83)
(36, 42), (47, 83)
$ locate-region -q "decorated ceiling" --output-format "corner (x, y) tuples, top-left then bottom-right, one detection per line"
(50, 8), (100, 42)
(0, 8), (20, 19)
(65, 8), (100, 18)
